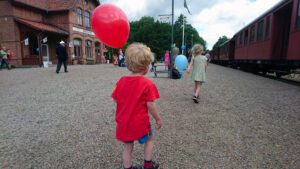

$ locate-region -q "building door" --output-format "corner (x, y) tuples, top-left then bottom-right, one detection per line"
(73, 39), (82, 63)
(41, 44), (50, 67)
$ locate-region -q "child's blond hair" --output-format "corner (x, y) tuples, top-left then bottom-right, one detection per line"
(125, 43), (154, 73)
(192, 44), (203, 56)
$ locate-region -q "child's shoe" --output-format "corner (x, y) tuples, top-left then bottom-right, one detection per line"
(133, 164), (143, 169)
(192, 95), (199, 103)
(123, 164), (142, 169)
(143, 160), (159, 169)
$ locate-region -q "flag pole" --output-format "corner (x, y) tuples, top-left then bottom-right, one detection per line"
(182, 17), (185, 54)
(170, 0), (174, 78)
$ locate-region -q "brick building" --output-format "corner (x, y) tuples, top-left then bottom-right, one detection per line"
(0, 0), (105, 66)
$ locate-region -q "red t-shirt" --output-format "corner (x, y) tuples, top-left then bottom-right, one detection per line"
(111, 76), (160, 142)
(7, 54), (13, 62)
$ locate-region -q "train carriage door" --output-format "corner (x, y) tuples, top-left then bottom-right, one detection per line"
(271, 2), (293, 59)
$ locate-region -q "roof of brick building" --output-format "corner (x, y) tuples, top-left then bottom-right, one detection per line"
(15, 18), (69, 35)
(13, 0), (100, 11)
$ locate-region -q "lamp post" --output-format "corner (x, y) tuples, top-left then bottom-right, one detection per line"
(170, 0), (174, 64)
(181, 16), (186, 54)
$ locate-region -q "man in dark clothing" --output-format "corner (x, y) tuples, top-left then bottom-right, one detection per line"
(56, 41), (68, 74)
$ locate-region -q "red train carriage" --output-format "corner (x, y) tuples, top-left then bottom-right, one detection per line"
(210, 47), (220, 63)
(218, 39), (235, 66)
(288, 0), (300, 61)
(232, 0), (300, 77)
(212, 0), (300, 77)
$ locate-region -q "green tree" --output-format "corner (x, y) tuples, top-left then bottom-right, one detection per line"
(174, 14), (206, 54)
(212, 36), (229, 49)
(126, 15), (206, 60)
(128, 16), (171, 60)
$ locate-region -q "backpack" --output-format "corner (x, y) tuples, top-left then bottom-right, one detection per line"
(171, 68), (181, 79)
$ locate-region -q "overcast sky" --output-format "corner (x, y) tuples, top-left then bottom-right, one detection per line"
(100, 0), (281, 49)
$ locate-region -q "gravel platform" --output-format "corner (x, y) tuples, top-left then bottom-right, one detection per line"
(0, 64), (299, 169)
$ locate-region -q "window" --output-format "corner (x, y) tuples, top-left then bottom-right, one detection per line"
(85, 11), (90, 28)
(244, 29), (249, 45)
(95, 42), (100, 55)
(239, 32), (243, 46)
(95, 42), (101, 63)
(77, 8), (82, 25)
(257, 20), (264, 41)
(265, 16), (270, 38)
(297, 0), (300, 28)
(85, 40), (92, 58)
(73, 39), (82, 58)
(250, 25), (255, 42)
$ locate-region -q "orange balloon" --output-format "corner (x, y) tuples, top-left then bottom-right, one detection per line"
(92, 4), (130, 48)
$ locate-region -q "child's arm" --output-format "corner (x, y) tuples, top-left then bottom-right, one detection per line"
(147, 101), (162, 130)
(111, 85), (117, 102)
(187, 59), (193, 74)
(205, 61), (208, 72)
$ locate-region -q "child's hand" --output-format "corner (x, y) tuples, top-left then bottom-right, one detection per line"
(186, 69), (190, 75)
(155, 119), (162, 130)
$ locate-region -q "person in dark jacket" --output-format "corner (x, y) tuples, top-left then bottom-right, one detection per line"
(56, 41), (68, 74)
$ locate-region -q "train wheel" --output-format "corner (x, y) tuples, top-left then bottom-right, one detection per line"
(275, 72), (282, 78)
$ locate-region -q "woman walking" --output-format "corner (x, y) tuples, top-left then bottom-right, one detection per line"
(187, 44), (207, 103)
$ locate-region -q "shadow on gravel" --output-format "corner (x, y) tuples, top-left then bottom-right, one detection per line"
(229, 66), (300, 87)
(261, 75), (300, 87)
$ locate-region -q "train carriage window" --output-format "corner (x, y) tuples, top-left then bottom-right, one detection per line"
(257, 20), (264, 41)
(297, 0), (300, 28)
(244, 29), (249, 45)
(265, 16), (270, 38)
(239, 32), (243, 46)
(250, 25), (255, 42)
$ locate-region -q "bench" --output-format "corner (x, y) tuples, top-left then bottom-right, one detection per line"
(153, 64), (170, 78)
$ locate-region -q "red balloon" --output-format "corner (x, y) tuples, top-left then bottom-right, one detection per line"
(91, 4), (130, 48)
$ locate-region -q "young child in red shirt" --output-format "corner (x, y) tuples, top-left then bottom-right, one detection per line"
(112, 43), (162, 169)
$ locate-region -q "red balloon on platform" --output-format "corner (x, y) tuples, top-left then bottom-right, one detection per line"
(91, 4), (130, 49)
